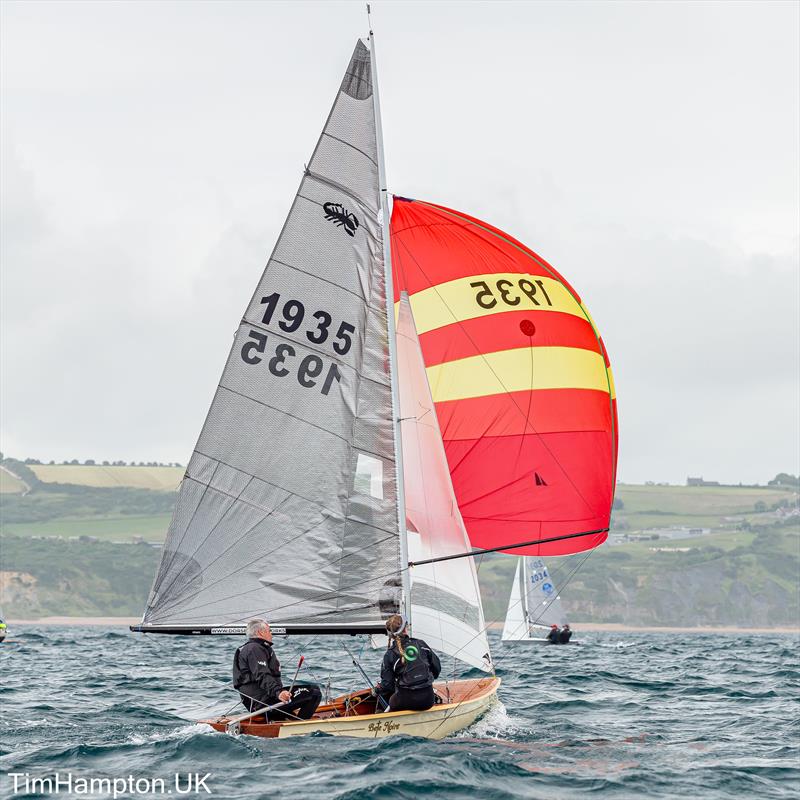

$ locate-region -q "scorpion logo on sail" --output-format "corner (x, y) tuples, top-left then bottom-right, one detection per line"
(323, 202), (360, 237)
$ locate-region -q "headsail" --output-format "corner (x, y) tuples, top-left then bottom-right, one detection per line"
(501, 559), (527, 641)
(397, 294), (492, 671)
(390, 198), (617, 557)
(139, 40), (402, 633)
(502, 557), (566, 641)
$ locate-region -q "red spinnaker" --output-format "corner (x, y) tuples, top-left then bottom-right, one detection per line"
(390, 198), (618, 556)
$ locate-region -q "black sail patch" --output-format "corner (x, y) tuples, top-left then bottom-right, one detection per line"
(323, 202), (360, 237)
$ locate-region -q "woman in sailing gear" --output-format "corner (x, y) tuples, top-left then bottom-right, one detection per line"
(233, 619), (321, 720)
(376, 614), (441, 712)
(559, 624), (572, 644)
(547, 624), (561, 644)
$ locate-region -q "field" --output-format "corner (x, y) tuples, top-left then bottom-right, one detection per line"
(615, 484), (788, 515)
(2, 513), (172, 542)
(613, 484), (793, 532)
(28, 464), (183, 490)
(0, 469), (27, 493)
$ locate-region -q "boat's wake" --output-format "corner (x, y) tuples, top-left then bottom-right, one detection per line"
(126, 723), (212, 746)
(457, 701), (526, 740)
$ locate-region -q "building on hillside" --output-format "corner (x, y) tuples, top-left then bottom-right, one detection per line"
(687, 476), (720, 487)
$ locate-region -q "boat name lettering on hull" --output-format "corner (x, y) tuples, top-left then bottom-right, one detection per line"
(368, 719), (401, 734)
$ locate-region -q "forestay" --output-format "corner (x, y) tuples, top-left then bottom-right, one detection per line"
(139, 40), (402, 633)
(397, 294), (492, 671)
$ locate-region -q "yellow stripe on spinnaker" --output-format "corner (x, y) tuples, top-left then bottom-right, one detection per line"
(426, 346), (614, 402)
(397, 274), (584, 335)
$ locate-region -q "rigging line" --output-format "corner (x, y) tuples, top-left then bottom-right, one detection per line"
(514, 333), (536, 469)
(426, 551), (595, 740)
(215, 381), (398, 470)
(152, 460), (222, 600)
(409, 527), (608, 567)
(151, 552), (405, 624)
(304, 170), (379, 217)
(153, 476), (255, 610)
(321, 131), (379, 167)
(191, 449), (390, 533)
(152, 515), (394, 619)
(332, 244), (375, 622)
(393, 235), (596, 517)
(146, 493), (297, 619)
(528, 550), (594, 630)
(269, 257), (367, 303)
(137, 630), (308, 723)
(412, 200), (619, 497)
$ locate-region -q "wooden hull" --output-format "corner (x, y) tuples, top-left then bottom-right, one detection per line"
(200, 677), (499, 741)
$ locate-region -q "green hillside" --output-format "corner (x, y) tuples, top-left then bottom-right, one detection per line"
(1, 455), (798, 626)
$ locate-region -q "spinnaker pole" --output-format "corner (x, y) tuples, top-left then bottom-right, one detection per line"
(368, 24), (412, 628)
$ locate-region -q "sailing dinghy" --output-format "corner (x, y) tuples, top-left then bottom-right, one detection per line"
(502, 557), (576, 644)
(132, 33), (498, 740)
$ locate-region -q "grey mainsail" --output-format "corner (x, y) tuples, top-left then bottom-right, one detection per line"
(140, 40), (401, 633)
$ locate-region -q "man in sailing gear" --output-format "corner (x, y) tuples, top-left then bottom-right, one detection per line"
(559, 624), (572, 644)
(547, 624), (561, 644)
(376, 614), (441, 712)
(232, 619), (321, 720)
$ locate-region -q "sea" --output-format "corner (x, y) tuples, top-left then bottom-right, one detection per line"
(1, 627), (798, 799)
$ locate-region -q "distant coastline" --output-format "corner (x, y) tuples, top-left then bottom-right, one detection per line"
(6, 616), (799, 635)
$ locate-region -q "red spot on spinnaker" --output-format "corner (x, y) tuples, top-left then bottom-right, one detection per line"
(520, 320), (536, 337)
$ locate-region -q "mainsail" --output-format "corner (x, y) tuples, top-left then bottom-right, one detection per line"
(139, 41), (401, 633)
(390, 198), (618, 557)
(397, 294), (491, 671)
(502, 557), (566, 641)
(135, 41), (495, 678)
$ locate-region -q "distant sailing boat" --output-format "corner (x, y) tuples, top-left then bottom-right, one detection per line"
(502, 557), (572, 644)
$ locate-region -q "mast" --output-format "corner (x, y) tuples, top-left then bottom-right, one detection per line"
(368, 21), (412, 627)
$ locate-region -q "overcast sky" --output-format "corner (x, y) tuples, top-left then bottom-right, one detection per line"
(1, 0), (798, 485)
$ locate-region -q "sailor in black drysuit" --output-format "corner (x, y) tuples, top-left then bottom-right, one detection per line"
(559, 624), (573, 644)
(376, 614), (441, 712)
(232, 619), (321, 720)
(547, 624), (561, 644)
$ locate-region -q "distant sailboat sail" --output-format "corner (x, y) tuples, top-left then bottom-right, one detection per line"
(390, 199), (617, 557)
(502, 557), (566, 641)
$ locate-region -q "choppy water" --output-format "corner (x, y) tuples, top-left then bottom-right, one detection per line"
(1, 628), (798, 799)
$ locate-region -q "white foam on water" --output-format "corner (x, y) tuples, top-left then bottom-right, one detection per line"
(127, 723), (211, 746)
(458, 701), (527, 739)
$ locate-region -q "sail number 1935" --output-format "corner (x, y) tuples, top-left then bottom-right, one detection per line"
(239, 292), (354, 397)
(470, 278), (553, 309)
